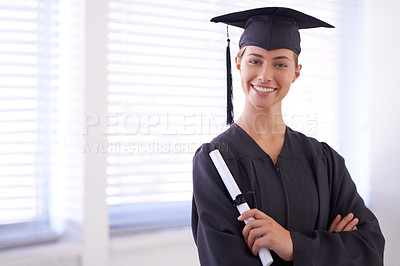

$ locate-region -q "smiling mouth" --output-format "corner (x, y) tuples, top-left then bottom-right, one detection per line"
(252, 85), (277, 93)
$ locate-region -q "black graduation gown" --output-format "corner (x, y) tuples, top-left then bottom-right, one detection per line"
(191, 124), (384, 266)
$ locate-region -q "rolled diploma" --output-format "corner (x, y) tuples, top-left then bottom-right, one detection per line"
(209, 149), (274, 266)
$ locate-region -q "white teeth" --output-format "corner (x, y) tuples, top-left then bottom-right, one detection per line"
(253, 85), (275, 93)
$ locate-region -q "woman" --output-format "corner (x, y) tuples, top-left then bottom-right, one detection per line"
(191, 7), (385, 266)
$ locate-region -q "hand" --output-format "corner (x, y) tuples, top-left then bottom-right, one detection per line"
(328, 213), (359, 232)
(238, 209), (293, 261)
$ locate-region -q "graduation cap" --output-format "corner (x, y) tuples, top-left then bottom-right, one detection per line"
(210, 7), (334, 125)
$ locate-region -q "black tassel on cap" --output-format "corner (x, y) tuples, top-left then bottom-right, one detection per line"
(226, 26), (234, 125)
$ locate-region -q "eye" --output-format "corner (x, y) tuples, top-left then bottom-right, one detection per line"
(248, 59), (261, 65)
(275, 63), (288, 68)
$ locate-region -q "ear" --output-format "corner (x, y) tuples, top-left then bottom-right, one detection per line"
(235, 57), (241, 71)
(292, 64), (302, 83)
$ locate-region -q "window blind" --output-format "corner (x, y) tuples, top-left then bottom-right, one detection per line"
(106, 0), (366, 234)
(0, 0), (59, 248)
(107, 0), (230, 234)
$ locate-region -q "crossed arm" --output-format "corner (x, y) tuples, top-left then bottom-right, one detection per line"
(238, 209), (359, 262)
(193, 143), (384, 265)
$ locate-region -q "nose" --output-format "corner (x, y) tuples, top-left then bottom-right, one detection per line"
(258, 64), (272, 82)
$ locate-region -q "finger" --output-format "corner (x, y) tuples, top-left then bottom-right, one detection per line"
(238, 208), (268, 221)
(334, 213), (354, 231)
(252, 237), (267, 256)
(353, 226), (358, 231)
(242, 220), (265, 243)
(247, 228), (267, 255)
(343, 218), (359, 231)
(246, 227), (264, 253)
(242, 221), (252, 243)
(253, 210), (270, 220)
(237, 209), (258, 221)
(328, 214), (341, 232)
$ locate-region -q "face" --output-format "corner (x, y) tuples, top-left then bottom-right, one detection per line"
(236, 46), (301, 112)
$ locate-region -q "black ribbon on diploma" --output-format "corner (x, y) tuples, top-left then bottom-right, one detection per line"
(233, 194), (246, 206)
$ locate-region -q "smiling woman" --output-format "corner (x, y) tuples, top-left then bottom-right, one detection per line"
(236, 47), (301, 124)
(191, 6), (384, 266)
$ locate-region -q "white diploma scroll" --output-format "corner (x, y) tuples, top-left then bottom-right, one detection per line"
(209, 149), (274, 266)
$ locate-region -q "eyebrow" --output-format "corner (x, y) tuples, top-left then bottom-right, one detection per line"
(247, 53), (264, 58)
(273, 56), (290, 61)
(247, 53), (290, 60)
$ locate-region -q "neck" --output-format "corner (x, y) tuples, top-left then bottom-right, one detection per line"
(237, 104), (286, 138)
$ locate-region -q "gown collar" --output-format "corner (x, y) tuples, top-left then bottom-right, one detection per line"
(229, 123), (298, 160)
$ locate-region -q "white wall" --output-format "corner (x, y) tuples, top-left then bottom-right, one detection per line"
(109, 230), (199, 266)
(0, 229), (199, 266)
(367, 0), (400, 265)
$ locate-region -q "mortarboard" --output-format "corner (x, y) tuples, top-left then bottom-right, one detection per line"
(210, 7), (334, 125)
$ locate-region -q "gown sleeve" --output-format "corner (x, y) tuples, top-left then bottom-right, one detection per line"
(290, 143), (385, 266)
(191, 143), (264, 266)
